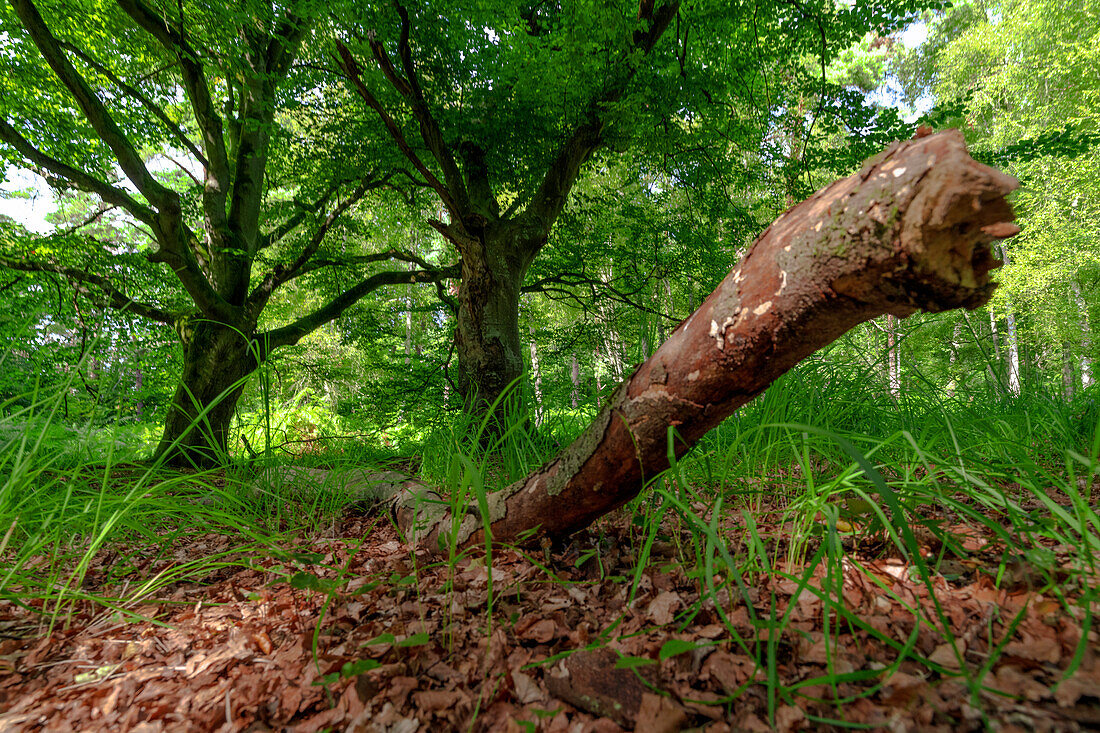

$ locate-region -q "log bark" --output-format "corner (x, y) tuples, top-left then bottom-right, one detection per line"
(299, 131), (1019, 550)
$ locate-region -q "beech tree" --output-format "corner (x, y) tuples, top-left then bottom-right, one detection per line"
(330, 0), (923, 415)
(1, 0), (950, 463)
(0, 0), (454, 465)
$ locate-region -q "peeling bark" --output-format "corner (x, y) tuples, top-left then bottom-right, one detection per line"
(326, 131), (1018, 550)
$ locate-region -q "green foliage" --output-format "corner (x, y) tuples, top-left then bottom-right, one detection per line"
(890, 0), (1100, 389)
(1, 5), (1097, 727)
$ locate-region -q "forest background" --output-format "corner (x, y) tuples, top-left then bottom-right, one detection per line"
(0, 0), (1099, 729)
(0, 0), (1097, 463)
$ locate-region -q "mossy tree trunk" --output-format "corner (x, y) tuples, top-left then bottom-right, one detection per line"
(155, 319), (258, 466)
(451, 222), (540, 414)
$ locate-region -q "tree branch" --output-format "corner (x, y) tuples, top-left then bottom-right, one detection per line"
(55, 205), (118, 237)
(334, 41), (460, 217)
(58, 40), (208, 168)
(291, 251), (454, 280)
(226, 6), (312, 252)
(257, 266), (456, 356)
(249, 242), (454, 316)
(280, 177), (386, 280)
(266, 5), (312, 78)
(521, 122), (604, 237)
(262, 180), (344, 250)
(0, 118), (156, 226)
(376, 1), (470, 215)
(246, 178), (395, 313)
(10, 0), (176, 211)
(522, 271), (677, 321)
(0, 255), (174, 323)
(519, 0), (681, 243)
(163, 154), (203, 187)
(634, 0), (681, 52)
(115, 0), (232, 234)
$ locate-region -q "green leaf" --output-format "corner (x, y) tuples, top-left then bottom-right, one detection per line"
(574, 549), (598, 567)
(363, 633), (397, 647)
(398, 632), (430, 647)
(614, 655), (657, 669)
(312, 658), (381, 686)
(340, 658), (382, 676)
(658, 638), (702, 661)
(389, 572), (416, 587)
(531, 708), (561, 718)
(289, 572), (335, 593)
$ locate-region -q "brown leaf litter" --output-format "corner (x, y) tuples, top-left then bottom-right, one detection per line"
(1, 504), (1098, 732)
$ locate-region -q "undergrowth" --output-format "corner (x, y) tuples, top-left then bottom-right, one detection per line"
(1, 348), (1098, 726)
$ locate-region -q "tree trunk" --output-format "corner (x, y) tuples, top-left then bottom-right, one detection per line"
(989, 308), (1002, 362)
(596, 266), (625, 383)
(1004, 306), (1022, 396)
(453, 224), (534, 416)
(529, 326), (543, 427)
(1072, 280), (1092, 389)
(369, 131), (1019, 549)
(946, 319), (961, 397)
(129, 324), (144, 419)
(993, 244), (1022, 396)
(154, 319), (258, 467)
(885, 314), (900, 398)
(1063, 342), (1076, 400)
(405, 278), (413, 367)
(571, 352), (581, 409)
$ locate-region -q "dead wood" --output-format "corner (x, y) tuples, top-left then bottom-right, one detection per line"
(276, 130), (1020, 552)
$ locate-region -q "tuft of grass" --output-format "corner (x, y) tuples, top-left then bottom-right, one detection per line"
(0, 374), (367, 630)
(601, 351), (1100, 726)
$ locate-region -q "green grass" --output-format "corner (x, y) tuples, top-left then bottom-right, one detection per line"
(594, 352), (1100, 725)
(2, 345), (1097, 727)
(0, 378), (365, 631)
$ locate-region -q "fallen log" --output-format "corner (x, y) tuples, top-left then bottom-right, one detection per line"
(269, 129), (1019, 551)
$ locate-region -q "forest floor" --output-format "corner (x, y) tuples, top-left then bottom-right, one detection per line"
(0, 474), (1098, 732)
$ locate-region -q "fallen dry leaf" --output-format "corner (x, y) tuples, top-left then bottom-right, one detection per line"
(646, 591), (682, 626)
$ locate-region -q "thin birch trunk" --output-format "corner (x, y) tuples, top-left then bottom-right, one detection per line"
(1072, 280), (1092, 389)
(886, 314), (900, 398)
(529, 327), (543, 427)
(991, 244), (1021, 395)
(571, 352), (580, 409)
(946, 320), (960, 397)
(1005, 309), (1021, 395)
(1063, 343), (1076, 400)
